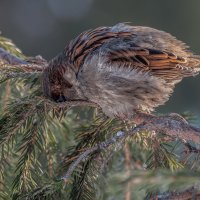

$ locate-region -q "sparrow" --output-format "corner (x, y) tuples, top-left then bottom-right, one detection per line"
(42, 23), (200, 118)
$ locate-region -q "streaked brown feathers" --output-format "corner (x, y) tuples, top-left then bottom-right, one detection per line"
(65, 27), (134, 71)
(42, 23), (200, 117)
(63, 24), (200, 82)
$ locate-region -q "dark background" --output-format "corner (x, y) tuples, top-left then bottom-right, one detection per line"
(1, 0), (200, 116)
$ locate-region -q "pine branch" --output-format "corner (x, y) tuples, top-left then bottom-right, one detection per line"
(14, 182), (63, 200)
(59, 113), (125, 200)
(106, 170), (200, 199)
(0, 35), (24, 58)
(36, 100), (200, 146)
(61, 110), (200, 183)
(1, 33), (200, 200)
(150, 186), (200, 200)
(61, 130), (128, 182)
(2, 80), (11, 110)
(124, 143), (132, 200)
(132, 112), (200, 144)
(0, 47), (27, 65)
(0, 103), (37, 145)
(12, 118), (45, 193)
(0, 37), (47, 71)
(184, 142), (200, 154)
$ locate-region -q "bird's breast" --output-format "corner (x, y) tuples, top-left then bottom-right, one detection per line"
(78, 56), (173, 118)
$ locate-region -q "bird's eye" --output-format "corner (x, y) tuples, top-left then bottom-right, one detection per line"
(56, 94), (67, 102)
(63, 80), (73, 88)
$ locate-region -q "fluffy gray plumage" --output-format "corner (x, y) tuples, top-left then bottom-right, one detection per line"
(42, 23), (200, 118)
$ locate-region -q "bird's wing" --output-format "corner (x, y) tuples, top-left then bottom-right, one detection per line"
(65, 26), (133, 72)
(105, 47), (197, 83)
(65, 24), (200, 83)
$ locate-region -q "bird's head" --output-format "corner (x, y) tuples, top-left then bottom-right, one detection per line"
(42, 67), (68, 102)
(42, 57), (84, 102)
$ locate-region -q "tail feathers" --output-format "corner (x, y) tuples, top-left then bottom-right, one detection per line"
(188, 55), (200, 74)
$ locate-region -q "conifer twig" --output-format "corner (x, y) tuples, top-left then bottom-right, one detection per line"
(150, 186), (200, 200)
(124, 143), (132, 200)
(2, 80), (11, 110)
(184, 142), (200, 153)
(61, 130), (127, 182)
(131, 112), (200, 144)
(0, 47), (27, 65)
(124, 122), (132, 200)
(61, 110), (200, 183)
(46, 98), (200, 144)
(0, 47), (47, 72)
(42, 97), (100, 109)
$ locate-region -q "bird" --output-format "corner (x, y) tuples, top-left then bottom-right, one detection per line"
(42, 23), (200, 119)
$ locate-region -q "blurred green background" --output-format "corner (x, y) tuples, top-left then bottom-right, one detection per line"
(0, 0), (200, 116)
